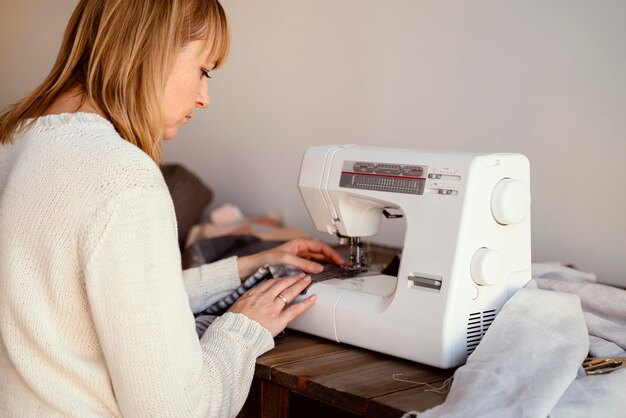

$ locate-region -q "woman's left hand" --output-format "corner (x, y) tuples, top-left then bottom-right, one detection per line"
(237, 238), (347, 279)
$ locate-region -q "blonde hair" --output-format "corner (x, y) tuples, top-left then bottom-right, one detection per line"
(0, 0), (229, 162)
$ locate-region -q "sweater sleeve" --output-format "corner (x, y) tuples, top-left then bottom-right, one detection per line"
(182, 258), (241, 314)
(82, 185), (274, 418)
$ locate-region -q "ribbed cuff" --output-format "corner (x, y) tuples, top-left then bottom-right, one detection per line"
(184, 257), (241, 313)
(205, 312), (275, 357)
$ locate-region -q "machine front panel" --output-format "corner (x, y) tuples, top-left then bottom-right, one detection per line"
(339, 160), (427, 195)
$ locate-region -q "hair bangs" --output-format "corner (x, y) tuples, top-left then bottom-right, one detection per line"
(205, 13), (230, 69)
(185, 0), (230, 68)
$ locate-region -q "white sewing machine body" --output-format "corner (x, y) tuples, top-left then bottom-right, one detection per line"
(289, 145), (531, 369)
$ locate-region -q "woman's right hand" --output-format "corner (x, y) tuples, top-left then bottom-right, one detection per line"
(228, 274), (316, 337)
(236, 238), (347, 280)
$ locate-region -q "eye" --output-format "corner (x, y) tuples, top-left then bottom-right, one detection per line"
(201, 69), (212, 79)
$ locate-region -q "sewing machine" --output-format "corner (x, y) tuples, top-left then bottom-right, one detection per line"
(288, 145), (531, 368)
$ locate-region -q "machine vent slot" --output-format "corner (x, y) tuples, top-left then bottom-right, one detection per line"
(466, 309), (496, 356)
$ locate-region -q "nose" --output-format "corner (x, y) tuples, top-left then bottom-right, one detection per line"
(197, 83), (210, 108)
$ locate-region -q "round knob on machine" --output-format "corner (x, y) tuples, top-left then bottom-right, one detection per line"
(491, 178), (530, 225)
(470, 248), (505, 286)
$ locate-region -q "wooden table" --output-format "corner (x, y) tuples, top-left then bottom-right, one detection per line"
(237, 330), (455, 418)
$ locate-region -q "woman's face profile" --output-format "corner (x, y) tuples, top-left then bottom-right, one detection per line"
(162, 40), (215, 140)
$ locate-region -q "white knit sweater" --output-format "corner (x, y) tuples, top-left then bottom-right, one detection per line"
(0, 113), (274, 417)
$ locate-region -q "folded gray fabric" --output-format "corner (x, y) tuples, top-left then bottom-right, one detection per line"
(549, 368), (626, 418)
(402, 263), (626, 418)
(531, 276), (626, 357)
(531, 262), (597, 283)
(408, 289), (588, 418)
(533, 271), (626, 418)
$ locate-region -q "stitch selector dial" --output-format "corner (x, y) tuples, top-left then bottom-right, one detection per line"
(470, 248), (505, 286)
(490, 178), (530, 225)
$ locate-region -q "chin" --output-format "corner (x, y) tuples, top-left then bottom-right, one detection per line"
(162, 127), (178, 141)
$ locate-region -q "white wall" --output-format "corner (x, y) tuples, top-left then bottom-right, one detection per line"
(2, 1), (625, 287)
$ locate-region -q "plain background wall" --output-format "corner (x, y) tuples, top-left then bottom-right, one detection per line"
(1, 0), (625, 287)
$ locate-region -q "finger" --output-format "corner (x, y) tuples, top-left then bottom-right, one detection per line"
(304, 252), (330, 261)
(274, 291), (289, 307)
(281, 294), (318, 322)
(274, 275), (312, 303)
(299, 241), (347, 265)
(280, 239), (348, 266)
(316, 244), (348, 264)
(278, 253), (324, 273)
(242, 276), (280, 295)
(305, 252), (348, 266)
(283, 239), (325, 258)
(265, 273), (310, 298)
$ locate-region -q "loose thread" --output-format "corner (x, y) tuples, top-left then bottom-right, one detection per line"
(395, 374), (454, 417)
(391, 374), (453, 394)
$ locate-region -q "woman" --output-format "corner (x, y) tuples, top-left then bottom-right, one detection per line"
(0, 0), (344, 416)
